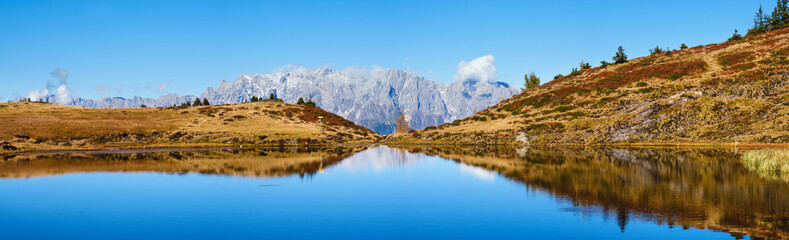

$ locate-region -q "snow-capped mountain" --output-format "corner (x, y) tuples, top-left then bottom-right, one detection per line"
(60, 67), (518, 134)
(202, 67), (518, 134)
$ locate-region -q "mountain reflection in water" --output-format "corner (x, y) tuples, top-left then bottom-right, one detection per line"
(397, 146), (789, 239)
(1, 146), (787, 238)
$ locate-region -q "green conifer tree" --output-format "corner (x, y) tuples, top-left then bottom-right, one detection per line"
(580, 61), (591, 70)
(773, 0), (789, 29)
(728, 29), (743, 42)
(305, 99), (317, 108)
(649, 46), (664, 55)
(521, 72), (540, 91)
(749, 5), (767, 35)
(613, 46), (628, 64)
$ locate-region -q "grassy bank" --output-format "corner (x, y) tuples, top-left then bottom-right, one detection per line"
(742, 149), (789, 181)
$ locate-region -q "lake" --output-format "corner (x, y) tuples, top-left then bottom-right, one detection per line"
(0, 146), (787, 239)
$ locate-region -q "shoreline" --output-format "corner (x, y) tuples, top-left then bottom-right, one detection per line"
(4, 141), (789, 156)
(382, 141), (789, 148)
(0, 142), (380, 156)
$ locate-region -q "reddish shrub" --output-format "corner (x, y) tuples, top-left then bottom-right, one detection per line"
(717, 52), (755, 67)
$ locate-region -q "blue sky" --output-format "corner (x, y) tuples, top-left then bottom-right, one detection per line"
(0, 0), (773, 101)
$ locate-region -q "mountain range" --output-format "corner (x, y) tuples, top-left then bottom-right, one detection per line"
(55, 67), (518, 134)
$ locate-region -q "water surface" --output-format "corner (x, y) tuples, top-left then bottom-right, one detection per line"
(0, 146), (786, 239)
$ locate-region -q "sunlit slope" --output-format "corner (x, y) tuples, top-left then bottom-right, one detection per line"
(390, 28), (789, 145)
(0, 101), (379, 151)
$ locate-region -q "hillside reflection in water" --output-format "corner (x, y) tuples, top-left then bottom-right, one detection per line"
(0, 146), (786, 239)
(0, 147), (364, 179)
(398, 146), (789, 239)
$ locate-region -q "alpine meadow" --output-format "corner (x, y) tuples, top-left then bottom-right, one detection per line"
(2, 1), (789, 239)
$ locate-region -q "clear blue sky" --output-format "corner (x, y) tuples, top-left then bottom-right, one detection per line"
(0, 0), (773, 101)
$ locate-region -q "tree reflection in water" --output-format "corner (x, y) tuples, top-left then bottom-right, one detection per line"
(396, 146), (789, 239)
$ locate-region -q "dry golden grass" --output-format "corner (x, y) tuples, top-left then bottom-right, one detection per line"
(0, 103), (177, 138)
(0, 101), (378, 152)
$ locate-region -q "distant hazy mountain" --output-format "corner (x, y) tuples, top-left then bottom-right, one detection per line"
(66, 94), (198, 109)
(59, 67), (518, 134)
(202, 67), (518, 134)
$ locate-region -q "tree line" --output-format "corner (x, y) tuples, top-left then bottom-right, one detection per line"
(175, 98), (211, 107)
(522, 45), (631, 90)
(521, 0), (789, 92)
(249, 93), (278, 102)
(747, 0), (789, 36)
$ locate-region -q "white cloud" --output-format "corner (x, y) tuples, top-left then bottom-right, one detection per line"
(273, 64), (307, 74)
(25, 68), (74, 104)
(157, 82), (169, 93)
(453, 54), (497, 83)
(459, 163), (496, 182)
(95, 85), (111, 99)
(55, 84), (72, 104)
(372, 65), (384, 72)
(403, 57), (410, 61)
(27, 88), (50, 101)
(9, 93), (21, 102)
(50, 68), (68, 84)
(342, 66), (369, 76)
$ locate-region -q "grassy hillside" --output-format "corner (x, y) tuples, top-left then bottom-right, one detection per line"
(389, 28), (789, 145)
(0, 101), (379, 152)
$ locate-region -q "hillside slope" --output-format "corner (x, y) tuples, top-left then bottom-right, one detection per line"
(388, 28), (789, 145)
(0, 101), (378, 152)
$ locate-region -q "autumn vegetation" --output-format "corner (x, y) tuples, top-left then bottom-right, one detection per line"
(741, 149), (789, 181)
(387, 25), (789, 145)
(394, 113), (412, 134)
(0, 101), (379, 152)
